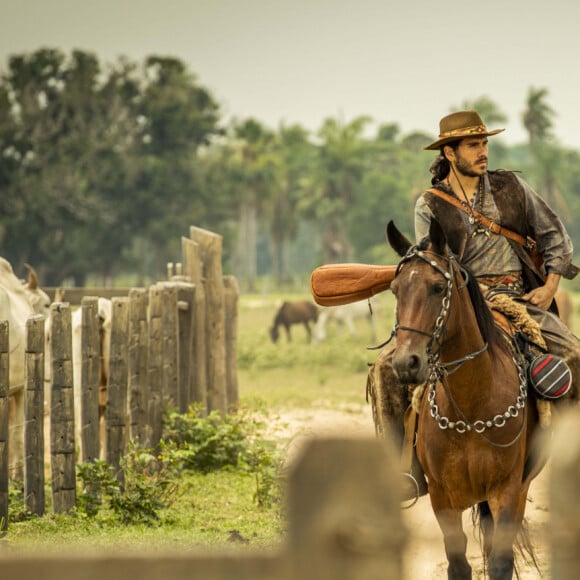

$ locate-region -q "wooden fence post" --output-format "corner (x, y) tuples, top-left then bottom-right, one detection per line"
(128, 288), (149, 447)
(50, 303), (76, 513)
(182, 236), (207, 414)
(148, 286), (163, 450)
(223, 275), (239, 411)
(79, 297), (101, 463)
(287, 438), (406, 580)
(551, 408), (580, 578)
(159, 283), (179, 409)
(0, 320), (9, 531)
(106, 298), (129, 479)
(24, 315), (45, 516)
(175, 282), (195, 413)
(190, 226), (227, 414)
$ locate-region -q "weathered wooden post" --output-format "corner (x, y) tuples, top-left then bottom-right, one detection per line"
(79, 297), (101, 463)
(287, 438), (406, 580)
(190, 226), (227, 414)
(106, 298), (129, 478)
(175, 282), (195, 413)
(223, 275), (239, 411)
(182, 236), (207, 414)
(551, 408), (580, 578)
(50, 303), (76, 513)
(128, 288), (149, 447)
(148, 286), (164, 450)
(24, 315), (45, 516)
(159, 283), (179, 409)
(0, 321), (7, 531)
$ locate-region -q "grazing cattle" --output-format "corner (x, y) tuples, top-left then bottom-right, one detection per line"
(313, 299), (378, 343)
(0, 259), (50, 480)
(555, 287), (574, 329)
(269, 300), (319, 343)
(22, 264), (51, 319)
(72, 297), (112, 461)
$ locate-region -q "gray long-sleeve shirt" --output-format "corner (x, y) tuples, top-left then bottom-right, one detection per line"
(414, 173), (574, 278)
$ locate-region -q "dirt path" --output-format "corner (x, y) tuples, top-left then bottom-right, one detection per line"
(275, 406), (550, 579)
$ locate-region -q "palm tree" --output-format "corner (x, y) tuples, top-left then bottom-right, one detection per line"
(231, 119), (277, 292)
(522, 87), (555, 147)
(522, 87), (567, 213)
(305, 115), (371, 264)
(266, 124), (315, 286)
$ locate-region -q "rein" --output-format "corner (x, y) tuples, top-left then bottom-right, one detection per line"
(395, 245), (528, 448)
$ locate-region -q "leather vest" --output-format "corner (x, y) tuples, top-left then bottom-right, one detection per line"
(422, 170), (575, 293)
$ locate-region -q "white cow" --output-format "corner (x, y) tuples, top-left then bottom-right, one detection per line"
(0, 259), (51, 480)
(313, 299), (378, 343)
(72, 297), (112, 461)
(22, 264), (51, 319)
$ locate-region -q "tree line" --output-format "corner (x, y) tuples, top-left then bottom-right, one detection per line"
(1, 48), (579, 291)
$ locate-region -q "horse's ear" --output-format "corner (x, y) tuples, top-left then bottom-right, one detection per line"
(428, 219), (448, 255)
(386, 220), (412, 257)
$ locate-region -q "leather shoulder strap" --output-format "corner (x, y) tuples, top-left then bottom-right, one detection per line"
(426, 188), (532, 249)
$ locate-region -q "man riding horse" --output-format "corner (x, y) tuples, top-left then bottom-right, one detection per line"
(368, 110), (580, 500)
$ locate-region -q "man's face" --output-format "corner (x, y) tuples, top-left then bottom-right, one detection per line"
(447, 137), (489, 177)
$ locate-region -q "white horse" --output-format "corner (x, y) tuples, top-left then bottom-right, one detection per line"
(313, 299), (378, 343)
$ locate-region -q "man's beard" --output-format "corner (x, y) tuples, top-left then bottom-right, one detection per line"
(455, 156), (487, 177)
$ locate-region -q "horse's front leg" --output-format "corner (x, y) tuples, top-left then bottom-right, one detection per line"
(487, 487), (529, 580)
(303, 322), (312, 342)
(432, 501), (472, 580)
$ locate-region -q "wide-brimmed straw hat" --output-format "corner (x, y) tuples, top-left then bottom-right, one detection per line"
(424, 110), (505, 150)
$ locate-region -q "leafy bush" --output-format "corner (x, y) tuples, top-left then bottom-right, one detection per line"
(7, 482), (34, 524)
(162, 405), (284, 507)
(76, 444), (180, 526)
(109, 446), (180, 526)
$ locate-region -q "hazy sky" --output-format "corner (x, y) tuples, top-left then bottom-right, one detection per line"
(2, 0), (580, 149)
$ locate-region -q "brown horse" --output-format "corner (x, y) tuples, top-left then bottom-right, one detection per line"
(387, 219), (543, 580)
(269, 300), (319, 343)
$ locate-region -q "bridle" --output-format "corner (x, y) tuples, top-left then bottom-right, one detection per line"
(393, 245), (528, 448)
(394, 245), (471, 361)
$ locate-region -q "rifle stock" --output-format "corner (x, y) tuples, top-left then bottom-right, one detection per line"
(310, 263), (397, 307)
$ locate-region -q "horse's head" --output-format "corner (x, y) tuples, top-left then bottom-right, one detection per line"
(386, 219), (470, 384)
(269, 325), (280, 343)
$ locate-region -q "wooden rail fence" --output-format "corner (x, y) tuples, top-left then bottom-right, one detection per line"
(0, 226), (239, 525)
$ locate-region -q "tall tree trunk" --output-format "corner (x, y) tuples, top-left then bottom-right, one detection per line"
(237, 201), (257, 292)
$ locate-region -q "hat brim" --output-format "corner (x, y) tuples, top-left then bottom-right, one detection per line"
(424, 128), (505, 151)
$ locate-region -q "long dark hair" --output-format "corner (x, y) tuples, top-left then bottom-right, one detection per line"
(429, 141), (461, 185)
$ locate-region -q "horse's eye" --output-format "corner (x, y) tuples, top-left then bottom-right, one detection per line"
(432, 282), (446, 295)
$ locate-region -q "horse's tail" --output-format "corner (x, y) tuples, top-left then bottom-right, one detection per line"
(472, 503), (540, 579)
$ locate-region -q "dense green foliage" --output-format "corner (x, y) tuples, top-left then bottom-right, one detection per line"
(2, 49), (580, 290)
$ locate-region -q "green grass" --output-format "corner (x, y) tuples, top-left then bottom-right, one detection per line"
(7, 471), (284, 553)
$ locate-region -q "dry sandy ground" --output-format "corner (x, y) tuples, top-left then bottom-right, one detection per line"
(274, 405), (550, 579)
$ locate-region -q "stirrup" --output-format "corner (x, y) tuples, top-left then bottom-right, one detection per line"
(400, 472), (420, 509)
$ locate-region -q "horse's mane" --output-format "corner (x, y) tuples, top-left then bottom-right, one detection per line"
(416, 237), (501, 351)
(460, 262), (502, 351)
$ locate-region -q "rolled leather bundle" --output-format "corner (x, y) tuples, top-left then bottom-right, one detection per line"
(310, 263), (397, 307)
